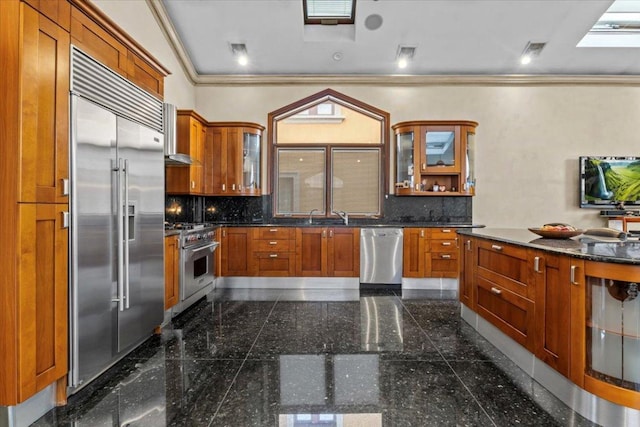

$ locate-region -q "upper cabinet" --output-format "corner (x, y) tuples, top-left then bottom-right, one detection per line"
(206, 122), (264, 196)
(166, 110), (207, 195)
(393, 121), (477, 196)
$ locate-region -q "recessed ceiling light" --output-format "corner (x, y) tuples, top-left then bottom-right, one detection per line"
(230, 43), (249, 66)
(519, 41), (545, 65)
(396, 45), (415, 69)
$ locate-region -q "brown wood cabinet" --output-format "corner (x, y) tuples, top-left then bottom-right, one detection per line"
(393, 121), (477, 196)
(164, 235), (180, 310)
(295, 227), (359, 277)
(69, 1), (168, 99)
(251, 227), (295, 276)
(458, 236), (475, 309)
(166, 111), (207, 195)
(403, 227), (459, 278)
(475, 239), (535, 351)
(221, 227), (254, 276)
(206, 122), (264, 196)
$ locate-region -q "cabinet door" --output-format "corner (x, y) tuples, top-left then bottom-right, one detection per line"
(328, 228), (359, 277)
(164, 235), (180, 310)
(17, 203), (68, 402)
(254, 252), (295, 277)
(20, 5), (69, 204)
(296, 227), (327, 276)
(127, 51), (164, 99)
(240, 128), (261, 195)
(533, 252), (571, 377)
(166, 116), (204, 195)
(402, 228), (425, 277)
(208, 126), (227, 195)
(459, 237), (475, 309)
(420, 125), (460, 173)
(23, 0), (71, 31)
(70, 5), (129, 77)
(226, 127), (242, 193)
(221, 228), (253, 276)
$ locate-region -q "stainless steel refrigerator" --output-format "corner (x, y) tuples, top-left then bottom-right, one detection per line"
(69, 47), (164, 392)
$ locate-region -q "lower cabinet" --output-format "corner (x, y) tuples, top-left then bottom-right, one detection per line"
(0, 203), (68, 405)
(221, 227), (254, 276)
(295, 227), (359, 277)
(403, 227), (459, 278)
(164, 234), (180, 310)
(458, 236), (475, 309)
(251, 227), (295, 276)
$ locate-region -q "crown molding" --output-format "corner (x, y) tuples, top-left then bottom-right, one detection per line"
(146, 0), (640, 87)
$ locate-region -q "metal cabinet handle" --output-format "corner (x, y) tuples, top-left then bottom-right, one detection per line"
(420, 229), (425, 238)
(490, 287), (502, 295)
(441, 254), (451, 259)
(534, 256), (541, 273)
(232, 183), (236, 191)
(442, 242), (451, 246)
(191, 180), (196, 189)
(442, 229), (452, 233)
(269, 254), (278, 258)
(491, 244), (503, 251)
(570, 265), (579, 285)
(62, 211), (70, 228)
(61, 178), (69, 196)
(269, 228), (278, 232)
(222, 229), (226, 237)
(222, 184), (226, 191)
(269, 241), (277, 245)
(329, 230), (334, 238)
(422, 163), (426, 169)
(322, 230), (327, 238)
(466, 240), (471, 251)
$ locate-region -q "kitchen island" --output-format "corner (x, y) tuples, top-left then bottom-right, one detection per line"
(457, 228), (640, 426)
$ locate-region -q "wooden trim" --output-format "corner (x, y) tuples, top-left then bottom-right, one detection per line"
(584, 376), (640, 410)
(393, 120), (479, 130)
(208, 121), (265, 131)
(176, 109), (208, 125)
(68, 0), (170, 76)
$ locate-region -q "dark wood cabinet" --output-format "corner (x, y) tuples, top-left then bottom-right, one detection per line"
(166, 111), (206, 195)
(251, 227), (295, 276)
(327, 227), (360, 277)
(220, 227), (254, 276)
(402, 228), (426, 278)
(458, 236), (475, 309)
(403, 227), (459, 278)
(296, 227), (328, 276)
(296, 227), (359, 277)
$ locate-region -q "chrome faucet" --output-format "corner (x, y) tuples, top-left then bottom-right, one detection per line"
(333, 210), (349, 225)
(308, 208), (320, 224)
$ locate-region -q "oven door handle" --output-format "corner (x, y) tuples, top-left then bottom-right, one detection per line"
(188, 242), (219, 253)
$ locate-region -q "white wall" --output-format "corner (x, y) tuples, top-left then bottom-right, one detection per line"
(92, 2), (640, 229)
(92, 0), (196, 109)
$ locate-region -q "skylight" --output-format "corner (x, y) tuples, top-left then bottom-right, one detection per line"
(578, 0), (640, 47)
(303, 0), (356, 25)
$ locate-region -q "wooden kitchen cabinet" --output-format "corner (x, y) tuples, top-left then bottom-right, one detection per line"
(166, 111), (207, 195)
(251, 227), (295, 276)
(475, 239), (535, 351)
(458, 235), (475, 309)
(403, 227), (459, 278)
(295, 227), (359, 277)
(393, 121), (477, 196)
(164, 234), (180, 310)
(206, 122), (264, 196)
(220, 227), (255, 276)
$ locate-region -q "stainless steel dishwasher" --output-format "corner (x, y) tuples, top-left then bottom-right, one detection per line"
(360, 228), (403, 284)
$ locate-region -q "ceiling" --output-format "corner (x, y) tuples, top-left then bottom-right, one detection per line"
(152, 0), (640, 83)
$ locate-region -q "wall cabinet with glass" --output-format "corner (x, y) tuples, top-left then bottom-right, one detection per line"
(207, 122), (264, 196)
(393, 121), (477, 196)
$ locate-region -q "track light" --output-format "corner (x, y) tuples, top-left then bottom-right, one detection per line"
(230, 43), (248, 66)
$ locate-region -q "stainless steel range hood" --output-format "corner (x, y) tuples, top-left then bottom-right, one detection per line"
(164, 103), (193, 165)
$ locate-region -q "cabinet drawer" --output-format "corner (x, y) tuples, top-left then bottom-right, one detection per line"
(429, 239), (457, 252)
(253, 239), (293, 252)
(476, 240), (533, 298)
(254, 252), (295, 276)
(430, 228), (457, 239)
(429, 252), (458, 277)
(253, 227), (294, 240)
(476, 277), (535, 351)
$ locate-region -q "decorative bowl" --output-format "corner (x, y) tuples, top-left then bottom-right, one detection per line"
(528, 227), (584, 239)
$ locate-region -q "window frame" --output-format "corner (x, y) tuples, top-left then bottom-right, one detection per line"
(303, 0), (356, 25)
(268, 89), (390, 220)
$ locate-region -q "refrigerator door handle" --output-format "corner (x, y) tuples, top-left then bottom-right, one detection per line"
(124, 159), (130, 310)
(115, 157), (125, 312)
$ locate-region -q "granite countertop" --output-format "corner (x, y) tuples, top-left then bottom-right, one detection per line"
(164, 230), (181, 237)
(213, 221), (481, 228)
(458, 228), (640, 265)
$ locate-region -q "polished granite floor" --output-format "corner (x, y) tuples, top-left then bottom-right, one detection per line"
(34, 288), (598, 427)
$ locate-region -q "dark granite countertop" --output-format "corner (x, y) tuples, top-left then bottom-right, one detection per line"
(213, 221), (482, 228)
(458, 228), (640, 265)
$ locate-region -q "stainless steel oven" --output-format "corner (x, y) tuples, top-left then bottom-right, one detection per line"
(180, 226), (218, 303)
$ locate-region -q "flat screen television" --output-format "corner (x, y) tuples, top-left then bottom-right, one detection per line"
(580, 156), (640, 208)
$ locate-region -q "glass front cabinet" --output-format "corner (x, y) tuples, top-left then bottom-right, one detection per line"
(393, 121), (477, 196)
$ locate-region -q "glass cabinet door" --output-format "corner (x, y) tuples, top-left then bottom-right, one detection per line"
(396, 131), (414, 186)
(421, 126), (460, 173)
(242, 131), (261, 191)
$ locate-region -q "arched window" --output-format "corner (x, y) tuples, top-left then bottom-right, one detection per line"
(268, 89), (390, 219)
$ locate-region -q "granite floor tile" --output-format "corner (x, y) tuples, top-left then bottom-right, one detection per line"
(33, 289), (598, 427)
